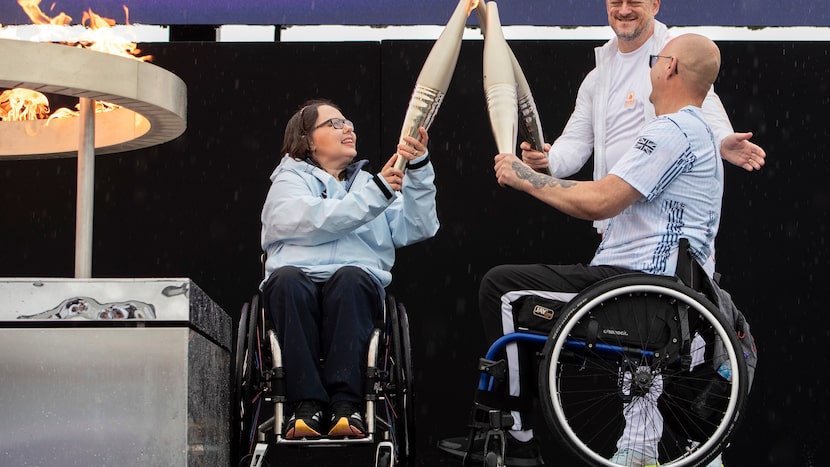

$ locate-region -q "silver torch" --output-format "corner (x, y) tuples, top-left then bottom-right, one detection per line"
(477, 1), (549, 174)
(395, 0), (478, 171)
(482, 1), (517, 155)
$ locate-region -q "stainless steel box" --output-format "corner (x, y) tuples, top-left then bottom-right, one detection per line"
(0, 278), (232, 467)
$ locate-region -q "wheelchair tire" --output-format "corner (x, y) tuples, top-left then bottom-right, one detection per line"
(244, 294), (261, 394)
(233, 302), (251, 458)
(235, 295), (266, 461)
(538, 274), (748, 466)
(386, 295), (415, 462)
(397, 301), (416, 460)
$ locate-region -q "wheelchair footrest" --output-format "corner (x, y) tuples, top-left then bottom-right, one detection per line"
(275, 434), (376, 447)
(469, 403), (515, 431)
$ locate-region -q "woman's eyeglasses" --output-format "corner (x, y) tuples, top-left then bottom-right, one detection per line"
(314, 117), (354, 131)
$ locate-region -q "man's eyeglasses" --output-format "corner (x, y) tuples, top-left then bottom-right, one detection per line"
(314, 117), (354, 131)
(649, 54), (673, 68)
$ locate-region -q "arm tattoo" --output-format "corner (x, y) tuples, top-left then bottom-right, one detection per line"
(513, 161), (577, 189)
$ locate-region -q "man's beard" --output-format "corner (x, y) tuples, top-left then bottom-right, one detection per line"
(612, 18), (652, 43)
(615, 28), (642, 42)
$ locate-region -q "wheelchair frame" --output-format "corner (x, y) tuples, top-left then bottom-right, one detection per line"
(233, 293), (415, 467)
(466, 273), (749, 467)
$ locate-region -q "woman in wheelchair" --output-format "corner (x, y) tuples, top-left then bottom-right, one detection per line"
(440, 35), (753, 466)
(260, 99), (439, 440)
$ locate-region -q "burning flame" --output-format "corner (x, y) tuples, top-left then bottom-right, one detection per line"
(467, 0), (480, 16)
(1, 1), (151, 122)
(16, 0), (151, 61)
(18, 0), (72, 26)
(0, 88), (50, 121)
(0, 88), (117, 122)
(80, 6), (150, 60)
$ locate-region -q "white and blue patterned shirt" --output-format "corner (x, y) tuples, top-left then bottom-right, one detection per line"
(590, 106), (724, 278)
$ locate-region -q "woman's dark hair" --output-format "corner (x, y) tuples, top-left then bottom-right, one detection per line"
(280, 99), (339, 161)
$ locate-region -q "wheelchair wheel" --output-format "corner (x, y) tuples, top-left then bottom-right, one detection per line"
(538, 274), (748, 466)
(396, 301), (416, 459)
(234, 295), (267, 461)
(233, 301), (251, 460)
(384, 295), (416, 462)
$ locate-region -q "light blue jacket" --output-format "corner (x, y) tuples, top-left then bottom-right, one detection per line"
(261, 153), (439, 288)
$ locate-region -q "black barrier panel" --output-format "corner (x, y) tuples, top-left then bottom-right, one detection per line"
(0, 40), (828, 466)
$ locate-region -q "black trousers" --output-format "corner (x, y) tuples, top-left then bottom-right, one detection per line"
(478, 263), (632, 430)
(263, 265), (383, 406)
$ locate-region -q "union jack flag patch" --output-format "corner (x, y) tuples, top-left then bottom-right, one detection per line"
(634, 137), (656, 155)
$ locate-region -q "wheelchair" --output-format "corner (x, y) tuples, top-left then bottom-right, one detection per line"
(233, 291), (415, 467)
(464, 244), (750, 466)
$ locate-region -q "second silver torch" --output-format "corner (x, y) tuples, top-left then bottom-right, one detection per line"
(482, 1), (518, 154)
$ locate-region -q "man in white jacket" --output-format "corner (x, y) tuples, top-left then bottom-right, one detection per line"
(522, 0), (766, 234)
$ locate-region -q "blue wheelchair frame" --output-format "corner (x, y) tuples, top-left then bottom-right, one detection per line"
(464, 269), (749, 467)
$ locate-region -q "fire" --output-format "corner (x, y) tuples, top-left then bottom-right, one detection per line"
(2, 1), (151, 122)
(0, 88), (118, 122)
(17, 0), (72, 26)
(79, 6), (151, 60)
(0, 88), (50, 121)
(467, 0), (480, 15)
(16, 0), (151, 61)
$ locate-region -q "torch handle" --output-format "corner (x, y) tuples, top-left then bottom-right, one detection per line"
(518, 93), (551, 176)
(396, 85), (444, 172)
(485, 83), (518, 155)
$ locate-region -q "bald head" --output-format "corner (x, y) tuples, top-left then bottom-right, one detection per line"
(649, 33), (722, 114)
(665, 33), (722, 98)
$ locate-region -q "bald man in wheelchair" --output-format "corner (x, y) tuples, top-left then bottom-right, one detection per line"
(440, 34), (753, 467)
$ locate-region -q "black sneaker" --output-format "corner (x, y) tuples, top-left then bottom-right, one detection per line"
(438, 433), (544, 466)
(283, 400), (324, 439)
(327, 401), (367, 438)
